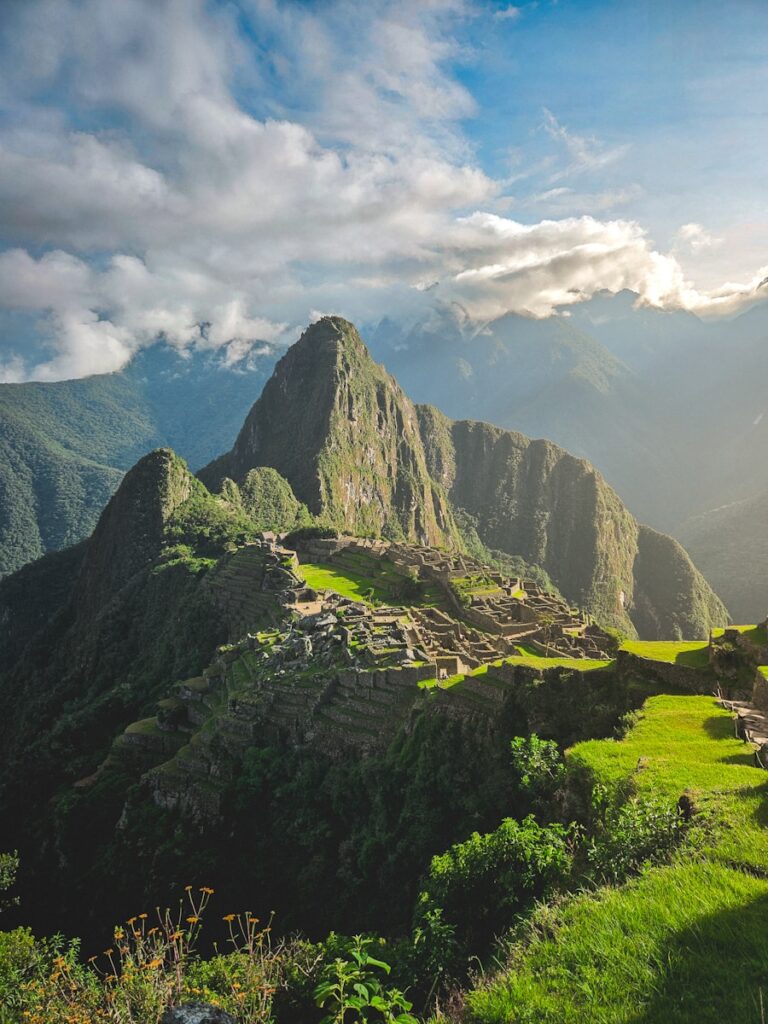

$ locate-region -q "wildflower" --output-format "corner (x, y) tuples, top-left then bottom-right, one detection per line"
(147, 958), (163, 970)
(200, 886), (215, 894)
(186, 915), (200, 924)
(138, 913), (148, 920)
(184, 885), (193, 892)
(223, 914), (236, 922)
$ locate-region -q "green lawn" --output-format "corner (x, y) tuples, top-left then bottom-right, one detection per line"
(296, 561), (395, 604)
(712, 623), (768, 646)
(296, 558), (447, 608)
(620, 639), (710, 667)
(460, 696), (768, 1024)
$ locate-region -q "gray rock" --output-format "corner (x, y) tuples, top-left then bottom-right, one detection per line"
(161, 1004), (235, 1024)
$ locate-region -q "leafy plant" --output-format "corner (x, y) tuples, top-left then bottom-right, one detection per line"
(0, 850), (19, 913)
(509, 735), (566, 811)
(417, 816), (573, 952)
(314, 936), (417, 1023)
(586, 783), (687, 884)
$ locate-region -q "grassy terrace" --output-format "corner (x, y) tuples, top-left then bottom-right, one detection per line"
(712, 623), (768, 646)
(296, 556), (445, 608)
(619, 638), (710, 667)
(462, 696), (768, 1024)
(421, 652), (612, 689)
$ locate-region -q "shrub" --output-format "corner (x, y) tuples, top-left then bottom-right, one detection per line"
(586, 783), (687, 884)
(509, 736), (566, 812)
(417, 816), (573, 952)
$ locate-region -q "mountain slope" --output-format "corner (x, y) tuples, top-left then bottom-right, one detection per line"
(200, 316), (458, 547)
(203, 316), (727, 639)
(0, 345), (277, 577)
(679, 490), (768, 622)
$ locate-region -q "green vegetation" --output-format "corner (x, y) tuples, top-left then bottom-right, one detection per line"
(0, 346), (273, 579)
(461, 696), (768, 1023)
(297, 562), (394, 604)
(296, 556), (444, 609)
(620, 638), (710, 666)
(224, 466), (313, 534)
(422, 654), (612, 690)
(712, 623), (768, 645)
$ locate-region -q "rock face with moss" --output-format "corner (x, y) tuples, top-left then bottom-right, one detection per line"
(76, 448), (195, 614)
(202, 317), (727, 639)
(200, 317), (458, 546)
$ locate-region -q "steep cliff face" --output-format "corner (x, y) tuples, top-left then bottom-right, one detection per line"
(200, 317), (458, 546)
(632, 525), (731, 639)
(415, 410), (727, 637)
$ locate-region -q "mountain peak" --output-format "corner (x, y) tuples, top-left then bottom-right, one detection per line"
(77, 448), (194, 610)
(199, 318), (458, 546)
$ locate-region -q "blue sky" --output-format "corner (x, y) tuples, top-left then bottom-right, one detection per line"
(0, 0), (765, 380)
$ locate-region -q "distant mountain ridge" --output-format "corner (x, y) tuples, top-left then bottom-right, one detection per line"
(0, 346), (276, 576)
(201, 316), (726, 639)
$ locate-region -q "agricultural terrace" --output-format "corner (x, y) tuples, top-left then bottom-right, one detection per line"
(619, 639), (710, 667)
(463, 695), (768, 1024)
(712, 623), (768, 646)
(421, 651), (612, 689)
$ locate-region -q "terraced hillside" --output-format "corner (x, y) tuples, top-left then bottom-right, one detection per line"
(458, 694), (768, 1024)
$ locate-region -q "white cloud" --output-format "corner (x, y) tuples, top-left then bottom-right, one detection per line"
(674, 222), (724, 252)
(495, 6), (522, 20)
(0, 0), (764, 380)
(542, 108), (629, 181)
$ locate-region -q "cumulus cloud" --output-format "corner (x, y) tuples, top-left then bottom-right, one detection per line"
(0, 0), (764, 381)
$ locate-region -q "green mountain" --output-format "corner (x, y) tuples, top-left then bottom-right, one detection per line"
(0, 346), (275, 576)
(200, 317), (458, 547)
(679, 489), (768, 622)
(202, 315), (726, 639)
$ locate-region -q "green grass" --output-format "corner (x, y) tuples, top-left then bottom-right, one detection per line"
(420, 655), (612, 690)
(296, 562), (393, 604)
(712, 624), (768, 646)
(461, 696), (768, 1024)
(620, 639), (710, 667)
(296, 558), (446, 608)
(502, 654), (612, 672)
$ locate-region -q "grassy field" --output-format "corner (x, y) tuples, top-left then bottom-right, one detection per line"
(460, 695), (768, 1024)
(296, 557), (446, 608)
(620, 639), (710, 667)
(296, 561), (393, 604)
(712, 623), (768, 646)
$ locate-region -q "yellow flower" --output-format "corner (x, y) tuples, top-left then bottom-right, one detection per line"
(147, 958), (163, 970)
(200, 886), (215, 894)
(186, 915), (200, 924)
(222, 914), (236, 922)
